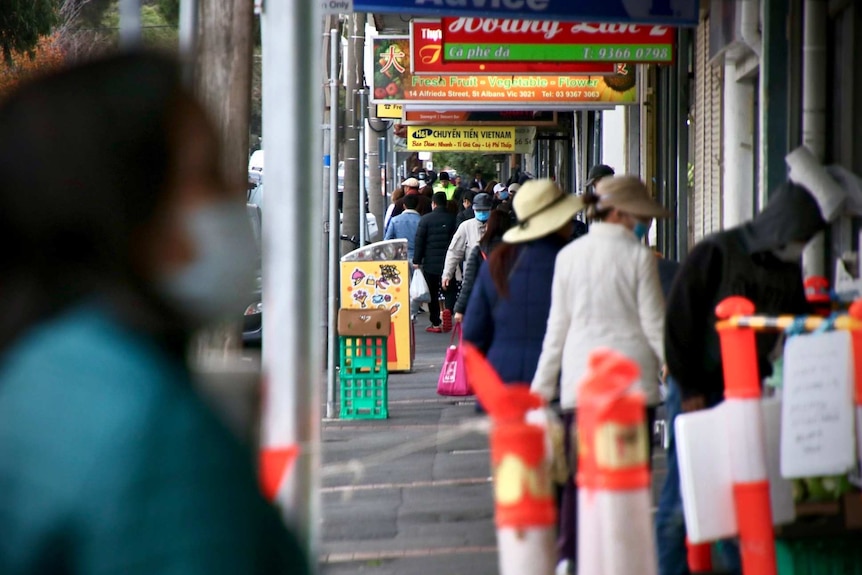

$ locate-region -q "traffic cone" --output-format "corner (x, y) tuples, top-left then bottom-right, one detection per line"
(442, 308), (453, 333)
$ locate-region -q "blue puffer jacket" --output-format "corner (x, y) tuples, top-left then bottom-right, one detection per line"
(462, 235), (568, 385)
(384, 209), (421, 261)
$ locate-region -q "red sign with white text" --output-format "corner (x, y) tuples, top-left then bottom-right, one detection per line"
(442, 18), (675, 64)
(410, 20), (615, 76)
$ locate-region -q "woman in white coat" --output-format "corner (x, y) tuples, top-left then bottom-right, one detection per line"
(530, 175), (668, 575)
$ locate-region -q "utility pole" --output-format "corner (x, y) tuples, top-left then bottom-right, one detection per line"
(195, 0), (255, 195)
(323, 18), (341, 419)
(341, 13), (366, 254)
(260, 0), (322, 553)
(191, 0), (255, 352)
(119, 0), (141, 48)
(178, 0), (199, 87)
(367, 99), (386, 233)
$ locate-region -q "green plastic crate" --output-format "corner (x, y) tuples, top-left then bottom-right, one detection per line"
(776, 537), (862, 575)
(339, 335), (388, 419)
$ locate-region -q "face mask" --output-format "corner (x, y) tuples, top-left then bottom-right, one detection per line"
(475, 210), (490, 223)
(773, 241), (807, 262)
(498, 191), (509, 200)
(158, 202), (257, 325)
(632, 221), (649, 240)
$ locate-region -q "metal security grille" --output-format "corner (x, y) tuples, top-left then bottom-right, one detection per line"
(692, 14), (724, 244)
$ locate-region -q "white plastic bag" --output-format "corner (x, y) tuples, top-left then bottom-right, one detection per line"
(410, 268), (431, 303)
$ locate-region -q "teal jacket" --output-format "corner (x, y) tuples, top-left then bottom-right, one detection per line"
(0, 306), (309, 575)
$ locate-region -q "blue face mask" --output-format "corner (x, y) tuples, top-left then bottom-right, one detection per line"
(475, 210), (490, 222)
(633, 221), (649, 240)
(498, 191), (509, 200)
(158, 202), (257, 325)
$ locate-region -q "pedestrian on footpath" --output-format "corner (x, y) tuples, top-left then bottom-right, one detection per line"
(441, 192), (492, 293)
(453, 208), (512, 324)
(491, 182), (512, 211)
(657, 182), (826, 575)
(391, 177), (431, 218)
(383, 186), (405, 231)
(413, 192), (456, 332)
(463, 179), (581, 391)
(455, 189), (478, 229)
(384, 194), (421, 262)
(530, 175), (668, 575)
(584, 163), (615, 191)
(0, 52), (308, 575)
(433, 170), (458, 201)
(471, 171), (487, 192)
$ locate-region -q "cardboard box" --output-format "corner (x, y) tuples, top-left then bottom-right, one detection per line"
(338, 308), (391, 337)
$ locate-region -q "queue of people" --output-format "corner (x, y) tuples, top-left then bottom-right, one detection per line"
(383, 170), (518, 333)
(449, 161), (825, 575)
(0, 48), (830, 575)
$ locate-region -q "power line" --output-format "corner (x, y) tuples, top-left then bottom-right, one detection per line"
(70, 25), (177, 31)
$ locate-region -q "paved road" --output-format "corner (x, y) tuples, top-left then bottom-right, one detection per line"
(319, 321), (668, 575)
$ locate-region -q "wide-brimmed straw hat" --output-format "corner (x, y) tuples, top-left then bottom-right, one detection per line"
(595, 175), (669, 218)
(503, 179), (583, 244)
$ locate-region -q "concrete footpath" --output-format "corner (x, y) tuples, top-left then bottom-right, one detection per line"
(319, 322), (669, 575)
(320, 324), (497, 575)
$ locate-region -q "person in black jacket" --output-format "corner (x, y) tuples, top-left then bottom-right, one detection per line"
(470, 171), (487, 192)
(452, 208), (511, 323)
(413, 192), (457, 332)
(665, 182), (826, 409)
(656, 182), (826, 575)
(455, 189), (477, 229)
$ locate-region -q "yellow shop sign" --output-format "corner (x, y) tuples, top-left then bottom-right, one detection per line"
(376, 103), (403, 119)
(407, 126), (516, 152)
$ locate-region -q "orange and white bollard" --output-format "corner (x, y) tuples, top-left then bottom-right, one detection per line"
(576, 349), (657, 575)
(804, 276), (831, 317)
(715, 297), (777, 575)
(686, 538), (713, 573)
(463, 344), (556, 575)
(850, 301), (862, 469)
(492, 420), (558, 575)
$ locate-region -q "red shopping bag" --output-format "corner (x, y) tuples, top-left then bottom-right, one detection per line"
(437, 323), (471, 396)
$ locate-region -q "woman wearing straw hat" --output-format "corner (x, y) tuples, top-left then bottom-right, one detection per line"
(530, 174), (668, 575)
(462, 179), (582, 393)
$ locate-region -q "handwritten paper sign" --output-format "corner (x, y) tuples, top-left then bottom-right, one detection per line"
(780, 331), (856, 478)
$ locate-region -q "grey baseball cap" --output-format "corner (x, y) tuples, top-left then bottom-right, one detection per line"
(473, 193), (492, 210)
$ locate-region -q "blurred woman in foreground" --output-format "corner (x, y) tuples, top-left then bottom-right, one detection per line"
(0, 52), (308, 574)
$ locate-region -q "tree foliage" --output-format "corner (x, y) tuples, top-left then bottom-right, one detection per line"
(432, 152), (503, 182)
(100, 1), (177, 47)
(156, 0), (179, 27)
(0, 0), (60, 62)
(0, 33), (65, 95)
